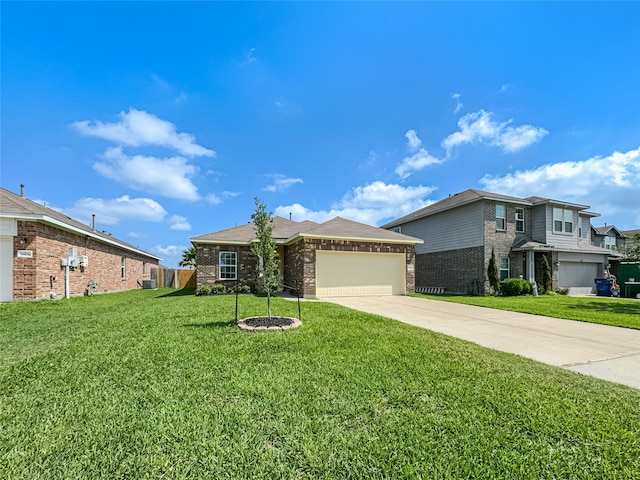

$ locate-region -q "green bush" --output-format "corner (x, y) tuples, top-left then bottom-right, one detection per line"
(235, 285), (251, 294)
(501, 278), (532, 296)
(195, 285), (212, 296)
(211, 284), (228, 295)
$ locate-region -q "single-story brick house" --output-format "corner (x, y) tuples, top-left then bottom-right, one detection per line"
(191, 216), (423, 298)
(0, 186), (161, 301)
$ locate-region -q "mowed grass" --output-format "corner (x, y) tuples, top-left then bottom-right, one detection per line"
(410, 293), (640, 330)
(1, 289), (638, 479)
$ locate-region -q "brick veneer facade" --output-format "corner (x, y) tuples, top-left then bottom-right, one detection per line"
(196, 238), (417, 298)
(12, 221), (157, 300)
(196, 245), (259, 290)
(415, 202), (537, 295)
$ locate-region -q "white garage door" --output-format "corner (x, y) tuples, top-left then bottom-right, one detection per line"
(559, 262), (600, 289)
(316, 251), (406, 297)
(0, 237), (13, 302)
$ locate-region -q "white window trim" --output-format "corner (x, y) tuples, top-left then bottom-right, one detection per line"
(496, 204), (506, 231)
(219, 251), (237, 280)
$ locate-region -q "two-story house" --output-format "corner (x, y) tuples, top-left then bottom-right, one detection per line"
(591, 225), (626, 252)
(382, 189), (620, 295)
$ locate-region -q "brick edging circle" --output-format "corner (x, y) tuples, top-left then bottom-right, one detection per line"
(237, 316), (302, 331)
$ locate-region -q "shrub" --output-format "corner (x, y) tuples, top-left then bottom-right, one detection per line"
(195, 285), (212, 296)
(556, 286), (570, 295)
(501, 278), (532, 296)
(211, 284), (228, 295)
(235, 285), (251, 294)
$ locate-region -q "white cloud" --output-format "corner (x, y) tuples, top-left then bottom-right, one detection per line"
(72, 108), (215, 157)
(127, 232), (146, 239)
(61, 195), (167, 226)
(206, 194), (222, 205)
(94, 146), (200, 201)
(442, 109), (548, 154)
(150, 245), (187, 267)
(169, 215), (191, 231)
(264, 173), (303, 192)
(275, 181), (437, 225)
(479, 146), (640, 226)
(395, 130), (444, 179)
(452, 93), (463, 114)
(405, 129), (422, 151)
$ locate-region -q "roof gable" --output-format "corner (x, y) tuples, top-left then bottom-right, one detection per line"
(191, 215), (422, 245)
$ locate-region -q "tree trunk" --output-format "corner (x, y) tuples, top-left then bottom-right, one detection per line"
(267, 291), (272, 320)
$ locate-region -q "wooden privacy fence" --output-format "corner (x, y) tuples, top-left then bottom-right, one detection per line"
(150, 268), (196, 289)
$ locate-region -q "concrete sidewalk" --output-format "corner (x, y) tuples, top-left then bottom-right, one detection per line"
(323, 295), (640, 389)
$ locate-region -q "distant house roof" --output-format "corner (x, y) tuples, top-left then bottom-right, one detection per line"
(593, 225), (625, 237)
(383, 188), (596, 228)
(191, 216), (423, 246)
(0, 187), (161, 260)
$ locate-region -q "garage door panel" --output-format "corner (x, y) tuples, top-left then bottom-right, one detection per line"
(559, 262), (599, 288)
(316, 251), (404, 297)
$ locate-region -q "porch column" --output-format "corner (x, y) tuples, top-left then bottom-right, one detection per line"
(526, 250), (535, 283)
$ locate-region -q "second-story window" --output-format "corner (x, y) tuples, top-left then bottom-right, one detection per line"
(604, 236), (616, 250)
(553, 208), (573, 234)
(515, 208), (525, 233)
(496, 205), (506, 230)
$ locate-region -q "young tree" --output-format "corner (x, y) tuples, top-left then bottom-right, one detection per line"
(179, 246), (197, 269)
(541, 254), (552, 293)
(251, 198), (282, 319)
(487, 248), (500, 295)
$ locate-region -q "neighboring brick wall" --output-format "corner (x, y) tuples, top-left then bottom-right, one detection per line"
(195, 244), (258, 290)
(13, 221), (157, 300)
(416, 246), (485, 294)
(483, 201), (530, 291)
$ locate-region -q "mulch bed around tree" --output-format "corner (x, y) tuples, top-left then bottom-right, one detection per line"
(237, 316), (302, 331)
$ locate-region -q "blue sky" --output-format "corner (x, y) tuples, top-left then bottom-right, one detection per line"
(2, 2), (639, 267)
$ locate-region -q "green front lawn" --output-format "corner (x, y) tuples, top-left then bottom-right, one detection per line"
(410, 293), (640, 330)
(1, 289), (638, 479)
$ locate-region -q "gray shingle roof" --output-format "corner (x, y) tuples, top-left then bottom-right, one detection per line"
(0, 187), (161, 260)
(191, 216), (422, 245)
(383, 188), (593, 228)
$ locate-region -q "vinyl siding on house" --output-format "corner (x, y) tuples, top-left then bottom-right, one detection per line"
(402, 202), (484, 254)
(545, 206), (581, 249)
(531, 205), (547, 243)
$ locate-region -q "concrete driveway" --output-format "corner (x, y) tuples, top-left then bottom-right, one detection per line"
(323, 295), (640, 389)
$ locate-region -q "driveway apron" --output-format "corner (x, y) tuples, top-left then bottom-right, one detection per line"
(323, 295), (640, 389)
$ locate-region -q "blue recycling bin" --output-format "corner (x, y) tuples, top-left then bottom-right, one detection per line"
(594, 278), (612, 296)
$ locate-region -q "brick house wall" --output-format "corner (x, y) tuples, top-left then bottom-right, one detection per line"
(285, 238), (416, 297)
(13, 221), (157, 300)
(198, 238), (417, 298)
(415, 246), (486, 294)
(414, 201), (535, 295)
(195, 244), (258, 290)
